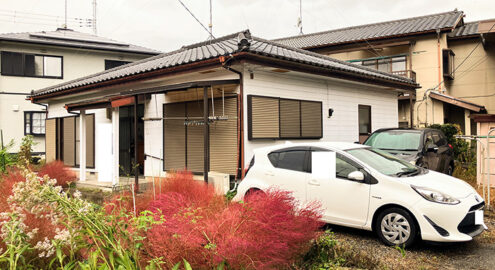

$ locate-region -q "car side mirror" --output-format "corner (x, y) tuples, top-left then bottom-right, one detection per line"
(347, 171), (365, 181)
(426, 144), (438, 153)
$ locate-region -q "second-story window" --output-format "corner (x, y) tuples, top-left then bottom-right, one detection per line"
(1, 51), (63, 78)
(105, 59), (131, 70)
(355, 55), (406, 73)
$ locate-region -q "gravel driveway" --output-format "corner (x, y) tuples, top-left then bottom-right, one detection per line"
(327, 209), (495, 269)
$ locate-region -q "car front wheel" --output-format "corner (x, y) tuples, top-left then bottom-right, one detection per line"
(375, 208), (418, 247)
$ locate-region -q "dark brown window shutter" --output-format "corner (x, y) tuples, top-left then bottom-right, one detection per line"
(301, 101), (322, 138)
(280, 99), (301, 138)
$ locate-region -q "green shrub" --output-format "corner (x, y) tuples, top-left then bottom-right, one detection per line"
(0, 140), (16, 173)
(428, 123), (472, 162)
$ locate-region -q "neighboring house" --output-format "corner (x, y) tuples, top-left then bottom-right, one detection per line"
(28, 30), (418, 185)
(0, 27), (160, 156)
(274, 10), (495, 136)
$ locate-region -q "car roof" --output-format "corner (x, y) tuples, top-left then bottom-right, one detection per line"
(254, 141), (368, 153)
(372, 128), (441, 134)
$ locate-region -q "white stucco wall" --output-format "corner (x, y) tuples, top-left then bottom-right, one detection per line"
(242, 69), (399, 168)
(0, 41), (151, 154)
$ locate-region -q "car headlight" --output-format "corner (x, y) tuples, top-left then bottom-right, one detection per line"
(409, 160), (416, 165)
(411, 185), (460, 205)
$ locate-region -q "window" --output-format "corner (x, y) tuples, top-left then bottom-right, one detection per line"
(424, 132), (435, 147)
(1, 51), (62, 78)
(105, 59), (131, 70)
(24, 111), (46, 135)
(248, 95), (322, 140)
(336, 155), (360, 179)
(44, 115), (95, 168)
(350, 55), (407, 73)
(443, 49), (455, 80)
(432, 131), (447, 146)
(268, 150), (307, 172)
(358, 105), (371, 135)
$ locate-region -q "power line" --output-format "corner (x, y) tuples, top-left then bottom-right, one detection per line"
(177, 0), (213, 38)
(428, 22), (495, 92)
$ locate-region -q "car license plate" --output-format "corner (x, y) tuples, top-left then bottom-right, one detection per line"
(475, 210), (484, 225)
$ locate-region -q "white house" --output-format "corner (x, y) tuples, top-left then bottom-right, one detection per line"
(29, 30), (419, 186)
(0, 28), (159, 156)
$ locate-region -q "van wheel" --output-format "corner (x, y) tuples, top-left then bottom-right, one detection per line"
(375, 208), (418, 248)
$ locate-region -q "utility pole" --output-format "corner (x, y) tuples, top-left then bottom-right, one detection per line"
(92, 0), (97, 35)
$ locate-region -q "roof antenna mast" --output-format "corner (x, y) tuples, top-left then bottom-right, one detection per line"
(208, 0), (213, 39)
(64, 0), (67, 28)
(92, 0), (97, 35)
(297, 0), (303, 35)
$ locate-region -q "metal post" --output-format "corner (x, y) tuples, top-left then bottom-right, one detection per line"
(79, 110), (87, 181)
(134, 95), (139, 192)
(487, 128), (495, 208)
(203, 86), (210, 183)
(409, 94), (414, 128)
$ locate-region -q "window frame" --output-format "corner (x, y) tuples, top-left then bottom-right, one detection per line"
(50, 115), (95, 169)
(442, 49), (455, 80)
(348, 55), (407, 73)
(268, 147), (311, 173)
(104, 59), (131, 70)
(1, 51), (63, 79)
(247, 95), (323, 140)
(358, 105), (372, 136)
(24, 111), (46, 136)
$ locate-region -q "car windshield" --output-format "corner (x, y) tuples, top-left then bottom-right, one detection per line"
(346, 148), (419, 176)
(364, 130), (421, 151)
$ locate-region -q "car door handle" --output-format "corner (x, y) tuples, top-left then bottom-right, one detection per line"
(265, 171), (274, 176)
(308, 179), (320, 186)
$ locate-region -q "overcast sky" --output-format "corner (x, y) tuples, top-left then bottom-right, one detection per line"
(1, 0), (494, 52)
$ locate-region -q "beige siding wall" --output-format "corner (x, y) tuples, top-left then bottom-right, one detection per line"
(447, 39), (495, 114)
(0, 41), (149, 153)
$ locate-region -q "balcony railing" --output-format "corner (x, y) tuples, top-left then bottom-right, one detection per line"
(391, 70), (416, 82)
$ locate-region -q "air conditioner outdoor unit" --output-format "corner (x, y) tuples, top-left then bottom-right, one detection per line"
(207, 171), (230, 195)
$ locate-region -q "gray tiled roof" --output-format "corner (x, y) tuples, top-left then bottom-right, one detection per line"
(31, 30), (418, 98)
(0, 28), (160, 55)
(448, 21), (480, 38)
(273, 10), (463, 49)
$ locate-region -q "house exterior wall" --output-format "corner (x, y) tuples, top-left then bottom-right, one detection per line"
(320, 34), (450, 129)
(43, 65), (401, 180)
(241, 69), (399, 168)
(0, 41), (149, 154)
(447, 38), (495, 114)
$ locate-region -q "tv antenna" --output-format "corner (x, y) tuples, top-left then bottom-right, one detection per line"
(297, 0), (303, 35)
(92, 0), (97, 34)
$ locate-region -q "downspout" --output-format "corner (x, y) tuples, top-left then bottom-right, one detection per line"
(436, 29), (442, 92)
(222, 63), (245, 180)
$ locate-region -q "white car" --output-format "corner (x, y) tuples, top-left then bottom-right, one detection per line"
(235, 142), (486, 247)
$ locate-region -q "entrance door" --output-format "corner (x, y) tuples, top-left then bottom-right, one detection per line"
(119, 105), (144, 176)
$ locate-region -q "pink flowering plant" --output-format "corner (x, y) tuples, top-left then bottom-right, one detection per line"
(0, 167), (324, 269)
(0, 168), (163, 269)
